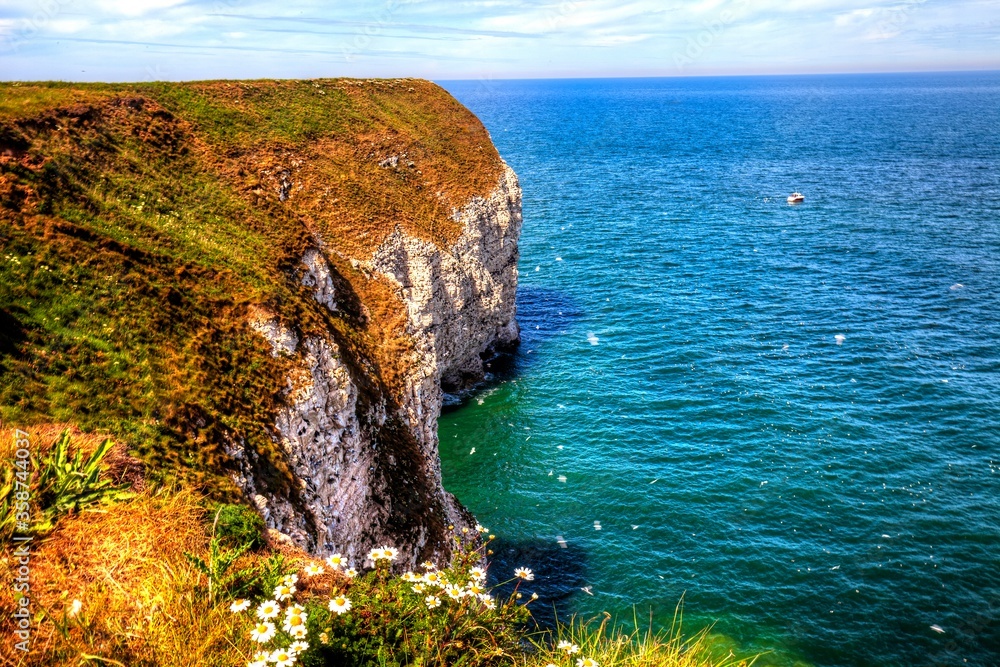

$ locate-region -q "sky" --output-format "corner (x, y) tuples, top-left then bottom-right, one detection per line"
(1, 0), (998, 81)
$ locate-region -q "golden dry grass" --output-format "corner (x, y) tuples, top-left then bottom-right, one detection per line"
(0, 487), (229, 665)
(0, 424), (349, 666)
(0, 425), (231, 665)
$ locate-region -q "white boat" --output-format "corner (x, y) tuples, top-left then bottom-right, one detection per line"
(787, 192), (805, 204)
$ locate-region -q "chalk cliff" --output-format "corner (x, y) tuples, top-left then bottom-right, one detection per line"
(0, 78), (520, 570)
(233, 165), (521, 569)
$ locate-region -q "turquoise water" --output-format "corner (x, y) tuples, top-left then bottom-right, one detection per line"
(438, 73), (1000, 667)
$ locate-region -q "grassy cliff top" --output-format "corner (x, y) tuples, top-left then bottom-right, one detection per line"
(0, 78), (504, 257)
(0, 78), (504, 496)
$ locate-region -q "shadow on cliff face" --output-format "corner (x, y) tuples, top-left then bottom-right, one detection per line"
(445, 286), (583, 410)
(486, 535), (589, 630)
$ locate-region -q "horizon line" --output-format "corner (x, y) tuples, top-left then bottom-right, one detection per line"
(3, 67), (999, 86)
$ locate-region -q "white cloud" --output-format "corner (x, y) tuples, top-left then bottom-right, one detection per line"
(101, 17), (202, 39)
(95, 0), (187, 18)
(588, 33), (652, 47)
(478, 0), (657, 35)
(862, 27), (900, 40)
(834, 8), (876, 27)
(3, 0), (999, 79)
(48, 19), (90, 33)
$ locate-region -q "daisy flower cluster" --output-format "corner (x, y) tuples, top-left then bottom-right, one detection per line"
(231, 573), (315, 666)
(229, 536), (536, 667)
(368, 545), (399, 562)
(400, 561), (496, 610)
(324, 552), (359, 578)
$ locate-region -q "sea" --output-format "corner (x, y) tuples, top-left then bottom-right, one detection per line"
(437, 72), (1000, 667)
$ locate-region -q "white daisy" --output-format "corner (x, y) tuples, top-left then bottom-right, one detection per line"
(514, 567), (535, 581)
(250, 621), (276, 643)
(369, 545), (398, 561)
(469, 566), (486, 581)
(273, 584), (295, 601)
(256, 600), (280, 620)
(412, 583), (427, 594)
(285, 604), (305, 617)
(425, 595), (441, 609)
(289, 625), (308, 639)
(421, 561), (436, 570)
(326, 553), (346, 570)
(281, 573), (299, 586)
(344, 568), (358, 578)
(329, 595), (352, 615)
(230, 599), (251, 613)
(444, 584), (464, 600)
(68, 599), (82, 617)
(475, 523), (488, 533)
(283, 613), (307, 634)
(270, 648), (297, 667)
(248, 651), (269, 667)
(576, 659), (599, 667)
(557, 640), (580, 654)
(289, 640), (309, 654)
(303, 563), (324, 577)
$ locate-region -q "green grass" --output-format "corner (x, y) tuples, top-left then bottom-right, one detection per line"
(530, 610), (757, 667)
(131, 80), (366, 145)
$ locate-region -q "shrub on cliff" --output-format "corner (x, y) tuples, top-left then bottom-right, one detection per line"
(0, 428), (134, 538)
(212, 502), (267, 551)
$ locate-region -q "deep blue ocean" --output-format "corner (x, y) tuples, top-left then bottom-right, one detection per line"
(438, 73), (1000, 667)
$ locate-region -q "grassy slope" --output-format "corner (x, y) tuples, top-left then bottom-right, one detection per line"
(0, 79), (503, 498)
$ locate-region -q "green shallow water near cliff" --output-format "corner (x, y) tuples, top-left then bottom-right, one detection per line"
(437, 74), (1000, 667)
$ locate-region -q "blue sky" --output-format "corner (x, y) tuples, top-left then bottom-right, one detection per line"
(1, 0), (998, 81)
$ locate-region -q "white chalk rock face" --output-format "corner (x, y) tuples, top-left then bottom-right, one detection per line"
(368, 162), (522, 445)
(236, 163), (521, 568)
(300, 248), (337, 312)
(247, 308), (299, 357)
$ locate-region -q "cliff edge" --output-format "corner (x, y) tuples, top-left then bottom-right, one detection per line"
(0, 79), (520, 567)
